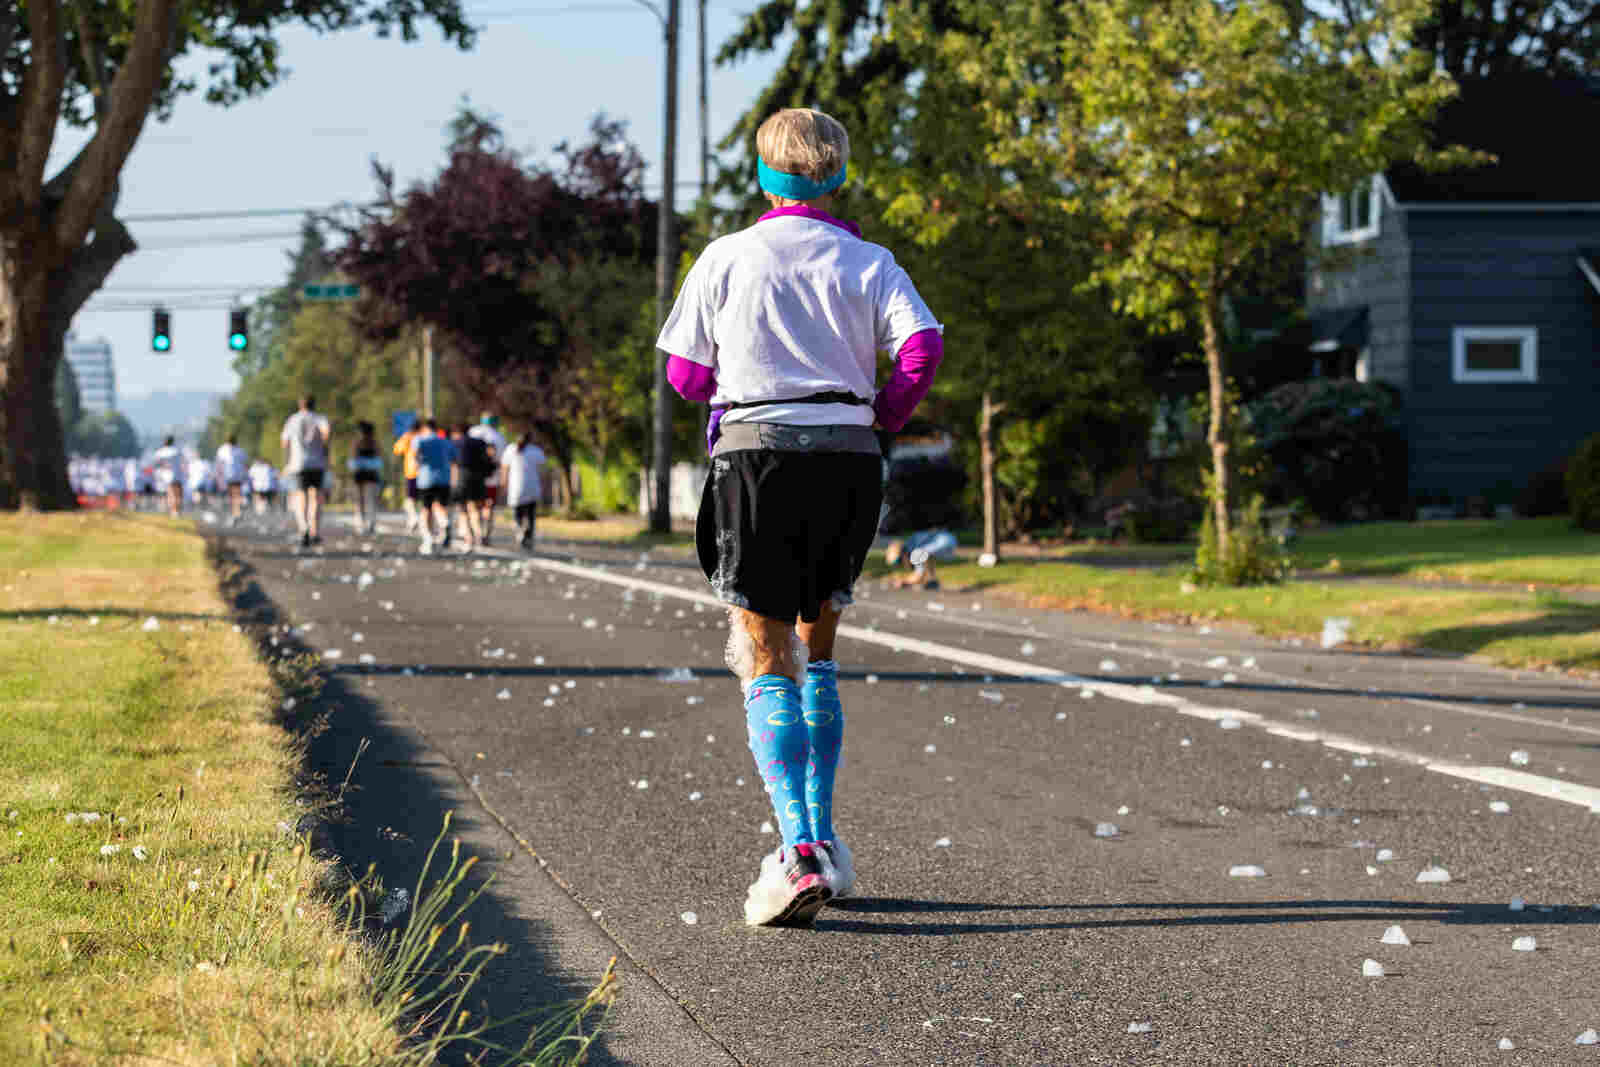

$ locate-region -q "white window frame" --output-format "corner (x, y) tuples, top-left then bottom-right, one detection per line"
(1322, 175), (1382, 245)
(1452, 326), (1538, 384)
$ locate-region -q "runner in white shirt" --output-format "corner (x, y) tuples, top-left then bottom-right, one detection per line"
(467, 413), (508, 546)
(151, 436), (185, 518)
(499, 431), (547, 550)
(214, 435), (250, 526)
(249, 459), (277, 514)
(280, 393), (331, 548)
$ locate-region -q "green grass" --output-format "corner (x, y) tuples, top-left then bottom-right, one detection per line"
(1287, 516), (1600, 587)
(908, 556), (1600, 673)
(0, 514), (615, 1064)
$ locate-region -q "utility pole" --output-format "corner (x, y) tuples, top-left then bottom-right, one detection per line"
(699, 0), (709, 197)
(649, 0), (681, 534)
(422, 325), (435, 417)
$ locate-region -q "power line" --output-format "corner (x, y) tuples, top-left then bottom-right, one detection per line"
(120, 205), (370, 224)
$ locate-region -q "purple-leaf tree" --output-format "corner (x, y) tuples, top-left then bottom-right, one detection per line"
(336, 112), (656, 501)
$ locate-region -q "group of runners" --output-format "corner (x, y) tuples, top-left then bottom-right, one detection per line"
(68, 446), (286, 517)
(391, 414), (547, 555)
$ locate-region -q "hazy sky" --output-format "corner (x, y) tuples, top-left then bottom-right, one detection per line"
(56, 0), (784, 400)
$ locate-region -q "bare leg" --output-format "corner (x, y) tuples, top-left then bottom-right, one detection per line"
(795, 600), (846, 662)
(306, 487), (322, 539)
(725, 606), (807, 685)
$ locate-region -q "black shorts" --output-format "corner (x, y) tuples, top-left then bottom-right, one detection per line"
(405, 477), (418, 500)
(297, 469), (325, 491)
(696, 448), (883, 624)
(457, 476), (488, 503)
(353, 472), (379, 485)
(418, 485), (450, 509)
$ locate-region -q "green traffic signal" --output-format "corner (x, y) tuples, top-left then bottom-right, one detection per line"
(152, 308), (171, 352)
(228, 309), (249, 352)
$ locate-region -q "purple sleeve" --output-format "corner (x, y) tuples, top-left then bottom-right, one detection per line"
(872, 328), (945, 432)
(666, 354), (716, 403)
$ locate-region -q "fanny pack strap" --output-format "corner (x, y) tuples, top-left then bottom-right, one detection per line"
(717, 390), (870, 411)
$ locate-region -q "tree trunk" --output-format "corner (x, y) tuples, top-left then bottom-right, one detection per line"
(0, 237), (75, 510)
(1200, 292), (1232, 561)
(979, 390), (1005, 559)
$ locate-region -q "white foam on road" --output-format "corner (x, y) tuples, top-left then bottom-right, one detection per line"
(516, 554), (1600, 814)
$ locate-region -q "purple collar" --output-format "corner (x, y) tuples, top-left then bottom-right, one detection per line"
(758, 204), (862, 238)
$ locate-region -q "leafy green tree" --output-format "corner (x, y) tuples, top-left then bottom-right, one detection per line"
(0, 0), (473, 510)
(70, 411), (141, 457)
(917, 0), (1466, 577)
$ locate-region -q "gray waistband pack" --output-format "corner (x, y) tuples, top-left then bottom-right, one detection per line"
(711, 423), (882, 457)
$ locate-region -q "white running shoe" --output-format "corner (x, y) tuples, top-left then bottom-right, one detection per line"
(419, 537), (434, 556)
(815, 839), (855, 899)
(744, 843), (831, 927)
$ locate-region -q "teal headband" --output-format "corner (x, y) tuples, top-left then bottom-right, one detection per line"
(758, 157), (847, 200)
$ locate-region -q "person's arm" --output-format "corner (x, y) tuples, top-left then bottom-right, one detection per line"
(872, 328), (944, 432)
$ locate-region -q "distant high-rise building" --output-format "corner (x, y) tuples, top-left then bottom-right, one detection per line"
(65, 334), (116, 415)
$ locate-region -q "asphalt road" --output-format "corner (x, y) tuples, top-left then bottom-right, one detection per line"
(213, 510), (1600, 1066)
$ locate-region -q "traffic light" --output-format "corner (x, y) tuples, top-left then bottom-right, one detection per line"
(152, 308), (171, 352)
(228, 308), (249, 352)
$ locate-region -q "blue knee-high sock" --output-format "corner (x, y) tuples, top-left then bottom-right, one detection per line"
(802, 660), (844, 842)
(745, 674), (812, 847)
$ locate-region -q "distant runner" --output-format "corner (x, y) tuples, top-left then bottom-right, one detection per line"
(500, 430), (547, 551)
(151, 436), (186, 518)
(214, 434), (250, 526)
(453, 420), (494, 553)
(467, 413), (507, 545)
(348, 420), (383, 536)
(409, 418), (454, 556)
(280, 394), (331, 548)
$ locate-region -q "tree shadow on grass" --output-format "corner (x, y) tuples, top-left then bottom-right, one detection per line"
(211, 539), (625, 1067)
(1416, 610), (1600, 670)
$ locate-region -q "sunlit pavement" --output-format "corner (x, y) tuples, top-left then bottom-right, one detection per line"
(216, 516), (1600, 1066)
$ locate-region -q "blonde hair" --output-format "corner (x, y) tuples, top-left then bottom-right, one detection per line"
(756, 108), (850, 184)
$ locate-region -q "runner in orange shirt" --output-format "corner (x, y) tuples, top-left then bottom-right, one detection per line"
(393, 424), (422, 533)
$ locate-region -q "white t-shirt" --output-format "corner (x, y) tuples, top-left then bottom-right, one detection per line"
(280, 410), (330, 472)
(500, 442), (546, 507)
(249, 461), (277, 492)
(468, 424), (508, 485)
(657, 211), (941, 427)
(215, 443), (249, 484)
(152, 446), (184, 488)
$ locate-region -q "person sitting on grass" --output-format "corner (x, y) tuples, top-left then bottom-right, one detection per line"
(883, 528), (958, 590)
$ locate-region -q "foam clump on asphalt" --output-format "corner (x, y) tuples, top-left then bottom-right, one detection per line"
(1099, 659), (1119, 671)
(359, 653), (375, 665)
(496, 689), (511, 700)
(1127, 1022), (1153, 1034)
(1577, 1029), (1600, 1046)
(1498, 1037), (1515, 1050)
(1508, 750), (1530, 766)
(1380, 925), (1410, 946)
(1206, 656), (1228, 668)
(142, 617), (160, 632)
(658, 667), (695, 682)
(1020, 641), (1036, 656)
(1376, 848), (1394, 861)
(635, 779), (649, 790)
(357, 572), (374, 590)
(1415, 866), (1451, 883)
(1362, 959), (1385, 978)
(1094, 823), (1119, 838)
(1229, 865), (1266, 878)
(1489, 800), (1511, 814)
(934, 837), (952, 848)
(978, 690), (1004, 703)
(1219, 717), (1243, 730)
(1512, 936), (1537, 952)
(1321, 617), (1351, 648)
(323, 649), (342, 660)
(1117, 805), (1130, 815)
(680, 911), (697, 925)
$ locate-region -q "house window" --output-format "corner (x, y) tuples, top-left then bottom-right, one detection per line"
(1322, 177), (1381, 245)
(1452, 327), (1538, 383)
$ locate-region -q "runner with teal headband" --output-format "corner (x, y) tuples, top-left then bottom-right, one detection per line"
(757, 156), (848, 200)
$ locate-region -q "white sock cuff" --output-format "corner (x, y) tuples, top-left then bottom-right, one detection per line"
(806, 659), (839, 675)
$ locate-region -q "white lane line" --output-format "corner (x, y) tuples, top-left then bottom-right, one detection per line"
(520, 554), (1600, 814)
(860, 596), (1600, 741)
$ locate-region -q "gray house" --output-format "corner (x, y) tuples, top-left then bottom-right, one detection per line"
(1307, 76), (1600, 512)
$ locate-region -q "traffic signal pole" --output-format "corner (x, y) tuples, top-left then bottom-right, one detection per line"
(649, 0), (681, 534)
